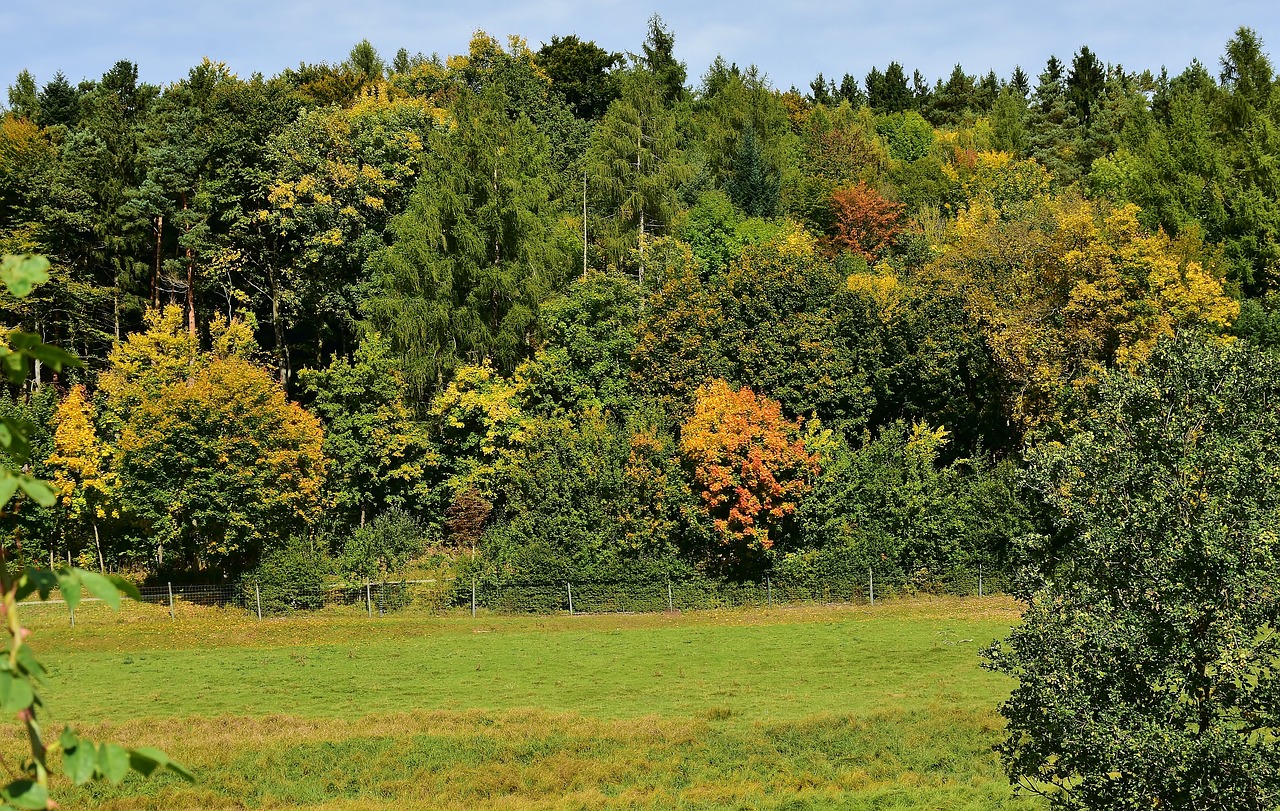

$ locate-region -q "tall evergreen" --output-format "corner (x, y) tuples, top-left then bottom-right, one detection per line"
(36, 71), (81, 128)
(724, 124), (778, 218)
(1067, 45), (1106, 127)
(638, 14), (686, 104)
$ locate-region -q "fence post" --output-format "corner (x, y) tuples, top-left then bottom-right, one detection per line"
(255, 582), (262, 620)
(978, 565), (984, 598)
(667, 580), (673, 612)
(167, 582), (175, 621)
(869, 567), (874, 606)
(365, 582), (372, 618)
(767, 575), (773, 608)
(69, 607), (74, 628)
(471, 577), (477, 618)
(566, 581), (574, 615)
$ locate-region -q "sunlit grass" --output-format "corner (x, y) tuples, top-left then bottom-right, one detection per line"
(8, 596), (1040, 809)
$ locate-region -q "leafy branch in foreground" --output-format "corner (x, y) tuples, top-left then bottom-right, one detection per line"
(0, 253), (192, 809)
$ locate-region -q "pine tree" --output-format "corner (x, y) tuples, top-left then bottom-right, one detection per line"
(724, 124), (778, 218)
(1067, 45), (1106, 128)
(586, 72), (690, 284)
(36, 71), (81, 128)
(638, 14), (686, 104)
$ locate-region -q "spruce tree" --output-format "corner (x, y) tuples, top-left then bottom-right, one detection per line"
(724, 124), (778, 218)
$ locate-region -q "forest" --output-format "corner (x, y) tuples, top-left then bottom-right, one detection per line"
(1, 17), (1276, 592)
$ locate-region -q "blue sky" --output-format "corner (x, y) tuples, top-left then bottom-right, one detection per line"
(1, 1), (1277, 95)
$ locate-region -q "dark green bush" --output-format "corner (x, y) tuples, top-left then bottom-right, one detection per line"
(241, 538), (330, 614)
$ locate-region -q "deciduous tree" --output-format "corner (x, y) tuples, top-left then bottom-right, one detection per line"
(679, 379), (818, 571)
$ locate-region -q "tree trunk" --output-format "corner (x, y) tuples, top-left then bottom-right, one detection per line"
(113, 267), (121, 342)
(93, 520), (104, 573)
(182, 193), (195, 338)
(153, 214), (163, 309)
(638, 208), (645, 291)
(267, 263), (287, 385)
(31, 320), (42, 389)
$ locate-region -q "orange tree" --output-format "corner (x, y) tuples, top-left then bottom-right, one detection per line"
(825, 181), (905, 260)
(679, 379), (819, 574)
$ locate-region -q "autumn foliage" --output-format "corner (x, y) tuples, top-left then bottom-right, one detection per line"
(826, 182), (906, 260)
(679, 380), (819, 562)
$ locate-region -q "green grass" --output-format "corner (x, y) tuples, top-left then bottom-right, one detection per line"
(8, 597), (1043, 810)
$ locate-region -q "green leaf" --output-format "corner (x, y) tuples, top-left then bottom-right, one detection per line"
(76, 570), (121, 611)
(15, 646), (46, 686)
(128, 746), (195, 781)
(16, 568), (58, 603)
(98, 743), (129, 785)
(0, 417), (31, 462)
(0, 470), (19, 511)
(6, 333), (79, 370)
(0, 670), (33, 713)
(0, 351), (26, 386)
(106, 575), (142, 602)
(61, 731), (97, 786)
(0, 254), (50, 298)
(0, 780), (46, 810)
(56, 570), (81, 615)
(15, 476), (54, 508)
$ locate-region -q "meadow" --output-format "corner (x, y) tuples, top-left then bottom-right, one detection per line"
(10, 597), (1042, 810)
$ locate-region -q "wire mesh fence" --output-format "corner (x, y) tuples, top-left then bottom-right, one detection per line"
(16, 565), (1010, 626)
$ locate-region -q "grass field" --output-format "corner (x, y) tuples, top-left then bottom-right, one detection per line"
(8, 597), (1042, 810)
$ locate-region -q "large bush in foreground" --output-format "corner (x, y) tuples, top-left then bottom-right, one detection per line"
(985, 337), (1280, 809)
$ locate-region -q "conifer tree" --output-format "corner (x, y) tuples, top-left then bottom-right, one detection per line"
(724, 124), (779, 218)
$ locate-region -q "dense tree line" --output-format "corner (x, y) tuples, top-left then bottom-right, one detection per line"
(0, 19), (1275, 593)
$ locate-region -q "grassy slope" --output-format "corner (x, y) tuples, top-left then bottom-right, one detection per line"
(11, 597), (1042, 810)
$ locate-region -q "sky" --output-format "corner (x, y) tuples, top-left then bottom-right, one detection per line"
(1, 1), (1278, 95)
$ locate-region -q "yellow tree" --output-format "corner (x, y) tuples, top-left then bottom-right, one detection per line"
(116, 354), (326, 572)
(46, 385), (118, 571)
(927, 194), (1238, 436)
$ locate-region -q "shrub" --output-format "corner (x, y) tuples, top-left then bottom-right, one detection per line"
(241, 537), (329, 613)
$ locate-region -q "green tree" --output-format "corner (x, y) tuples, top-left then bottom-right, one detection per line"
(36, 71), (81, 129)
(586, 72), (690, 284)
(724, 124), (779, 217)
(367, 86), (575, 400)
(299, 333), (433, 531)
(637, 14), (686, 104)
(536, 35), (621, 119)
(345, 39), (386, 83)
(1066, 45), (1106, 128)
(519, 271), (641, 416)
(866, 62), (912, 113)
(990, 86), (1030, 154)
(340, 507), (427, 581)
(987, 336), (1280, 809)
(7, 69), (40, 121)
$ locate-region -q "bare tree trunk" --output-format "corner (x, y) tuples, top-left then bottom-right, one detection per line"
(186, 254), (196, 337)
(93, 521), (104, 573)
(267, 263), (287, 385)
(182, 193), (195, 338)
(153, 214), (163, 309)
(31, 320), (42, 389)
(638, 208), (645, 301)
